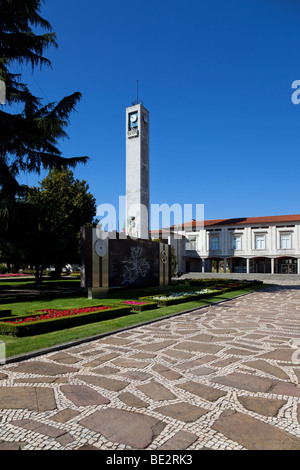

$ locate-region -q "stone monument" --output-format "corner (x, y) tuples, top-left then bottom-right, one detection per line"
(81, 99), (170, 299)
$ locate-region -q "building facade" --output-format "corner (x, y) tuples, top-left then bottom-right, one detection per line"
(151, 214), (300, 276)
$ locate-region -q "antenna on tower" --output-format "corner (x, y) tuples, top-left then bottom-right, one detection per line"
(132, 80), (143, 106)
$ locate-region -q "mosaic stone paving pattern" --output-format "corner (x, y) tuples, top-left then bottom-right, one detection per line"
(1, 283), (300, 450)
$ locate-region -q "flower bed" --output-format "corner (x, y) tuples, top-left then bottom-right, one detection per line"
(120, 300), (157, 312)
(0, 305), (132, 337)
(0, 273), (30, 278)
(140, 288), (220, 306)
(12, 306), (113, 323)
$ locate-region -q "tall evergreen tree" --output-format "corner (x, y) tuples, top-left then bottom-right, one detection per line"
(0, 0), (89, 198)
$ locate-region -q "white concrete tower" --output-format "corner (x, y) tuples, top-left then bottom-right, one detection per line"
(125, 101), (150, 239)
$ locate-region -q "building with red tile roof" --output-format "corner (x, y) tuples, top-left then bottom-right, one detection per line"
(150, 214), (300, 275)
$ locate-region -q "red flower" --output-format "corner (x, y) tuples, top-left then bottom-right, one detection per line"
(6, 305), (112, 324)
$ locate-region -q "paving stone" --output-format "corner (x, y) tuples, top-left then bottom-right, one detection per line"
(176, 356), (217, 371)
(174, 341), (223, 354)
(49, 352), (82, 365)
(92, 366), (120, 375)
(138, 381), (177, 400)
(81, 352), (119, 368)
(228, 342), (263, 352)
(120, 370), (152, 381)
(190, 366), (216, 376)
(158, 431), (198, 450)
(136, 340), (176, 352)
(6, 360), (79, 376)
(162, 349), (194, 360)
(245, 359), (290, 380)
(56, 432), (75, 446)
(112, 358), (148, 369)
(259, 349), (295, 362)
(210, 328), (237, 334)
(178, 382), (227, 402)
(191, 333), (230, 343)
(49, 409), (80, 423)
(15, 376), (64, 384)
(79, 348), (104, 356)
(243, 333), (266, 340)
(131, 352), (156, 359)
(238, 396), (287, 417)
(11, 419), (69, 439)
(0, 440), (27, 450)
(212, 409), (300, 450)
(98, 337), (134, 346)
(155, 402), (209, 422)
(152, 364), (182, 380)
(76, 375), (129, 392)
(0, 387), (56, 411)
(271, 381), (300, 398)
(213, 357), (240, 367)
(79, 409), (166, 449)
(60, 384), (110, 406)
(118, 392), (149, 408)
(224, 348), (258, 356)
(213, 373), (275, 393)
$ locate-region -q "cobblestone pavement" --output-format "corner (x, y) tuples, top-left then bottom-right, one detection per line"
(1, 283), (300, 451)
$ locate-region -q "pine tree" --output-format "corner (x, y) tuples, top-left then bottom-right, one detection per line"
(0, 0), (89, 197)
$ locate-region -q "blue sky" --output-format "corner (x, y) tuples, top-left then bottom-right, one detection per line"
(16, 0), (300, 228)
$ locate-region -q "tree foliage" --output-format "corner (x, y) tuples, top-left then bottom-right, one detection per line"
(0, 169), (97, 282)
(0, 0), (89, 197)
(26, 168), (97, 279)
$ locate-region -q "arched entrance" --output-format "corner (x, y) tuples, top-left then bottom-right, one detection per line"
(208, 257), (226, 273)
(230, 257), (247, 273)
(275, 257), (298, 274)
(250, 257), (271, 273)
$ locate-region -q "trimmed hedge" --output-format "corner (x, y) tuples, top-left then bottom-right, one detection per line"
(120, 301), (158, 312)
(0, 305), (132, 337)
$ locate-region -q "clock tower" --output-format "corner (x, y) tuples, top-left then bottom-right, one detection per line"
(125, 102), (150, 239)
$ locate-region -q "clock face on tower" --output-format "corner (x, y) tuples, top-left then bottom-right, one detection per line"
(129, 111), (138, 129)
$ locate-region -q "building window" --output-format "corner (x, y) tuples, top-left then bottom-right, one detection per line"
(210, 237), (219, 251)
(280, 233), (291, 249)
(232, 235), (241, 250)
(255, 234), (265, 249)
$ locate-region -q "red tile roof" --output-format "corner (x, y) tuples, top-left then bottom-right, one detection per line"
(150, 214), (300, 234)
(182, 214), (300, 228)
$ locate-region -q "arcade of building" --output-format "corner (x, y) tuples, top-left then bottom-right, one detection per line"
(150, 214), (300, 275)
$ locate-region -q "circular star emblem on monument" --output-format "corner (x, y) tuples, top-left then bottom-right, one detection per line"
(94, 239), (107, 257)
